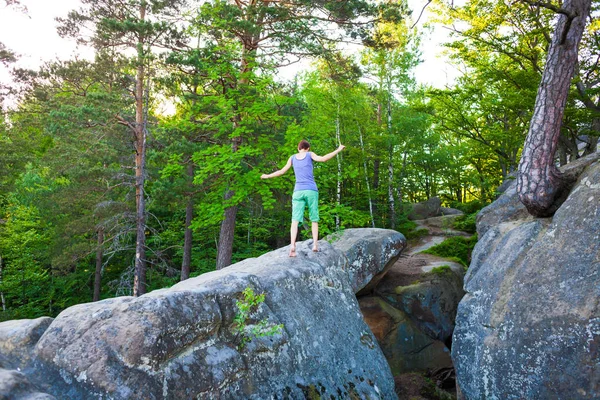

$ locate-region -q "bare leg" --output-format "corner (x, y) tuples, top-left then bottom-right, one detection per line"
(290, 221), (299, 257)
(312, 222), (319, 252)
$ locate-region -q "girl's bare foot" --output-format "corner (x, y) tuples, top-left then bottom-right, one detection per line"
(289, 247), (297, 257)
(312, 245), (318, 252)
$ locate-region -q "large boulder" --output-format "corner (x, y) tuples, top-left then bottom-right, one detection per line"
(452, 155), (600, 399)
(0, 317), (53, 370)
(8, 228), (405, 400)
(407, 197), (442, 220)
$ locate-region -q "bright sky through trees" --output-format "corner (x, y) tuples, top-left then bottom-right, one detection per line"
(0, 0), (460, 93)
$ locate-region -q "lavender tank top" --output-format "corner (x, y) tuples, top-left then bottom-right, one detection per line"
(291, 152), (318, 192)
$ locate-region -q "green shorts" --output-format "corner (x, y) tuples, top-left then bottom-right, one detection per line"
(292, 190), (319, 223)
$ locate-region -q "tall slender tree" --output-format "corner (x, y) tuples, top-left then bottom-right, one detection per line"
(58, 0), (186, 295)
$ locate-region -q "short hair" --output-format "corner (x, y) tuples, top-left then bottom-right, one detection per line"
(298, 140), (310, 150)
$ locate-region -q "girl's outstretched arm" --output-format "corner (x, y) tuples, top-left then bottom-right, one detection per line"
(261, 157), (292, 179)
(311, 145), (345, 162)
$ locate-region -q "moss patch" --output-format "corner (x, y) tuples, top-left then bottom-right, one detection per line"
(404, 227), (430, 240)
(429, 265), (453, 276)
(422, 235), (478, 267)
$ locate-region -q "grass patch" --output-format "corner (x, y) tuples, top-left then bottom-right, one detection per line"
(396, 220), (431, 240)
(452, 213), (477, 234)
(404, 227), (429, 240)
(430, 265), (453, 276)
(422, 235), (478, 267)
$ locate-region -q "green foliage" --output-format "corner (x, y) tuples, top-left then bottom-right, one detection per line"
(3, 0), (573, 322)
(452, 213), (478, 234)
(422, 235), (478, 267)
(404, 228), (429, 240)
(448, 200), (485, 234)
(233, 287), (284, 350)
(449, 200), (486, 215)
(429, 265), (453, 277)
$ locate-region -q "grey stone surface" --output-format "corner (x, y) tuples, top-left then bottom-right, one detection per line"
(8, 228), (404, 400)
(0, 368), (55, 400)
(408, 197), (442, 220)
(452, 159), (600, 399)
(440, 207), (464, 216)
(495, 172), (517, 195)
(0, 317), (53, 370)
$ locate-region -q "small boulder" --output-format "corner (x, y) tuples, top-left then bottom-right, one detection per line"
(0, 368), (55, 400)
(440, 207), (463, 216)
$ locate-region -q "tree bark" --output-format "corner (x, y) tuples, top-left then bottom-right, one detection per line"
(216, 196), (238, 270)
(387, 98), (395, 229)
(216, 35), (255, 269)
(359, 125), (375, 228)
(517, 0), (591, 217)
(372, 158), (380, 220)
(181, 164), (194, 280)
(93, 227), (104, 302)
(388, 147), (395, 229)
(133, 3), (148, 296)
(335, 103), (341, 230)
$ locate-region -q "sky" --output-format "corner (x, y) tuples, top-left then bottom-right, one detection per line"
(0, 0), (461, 96)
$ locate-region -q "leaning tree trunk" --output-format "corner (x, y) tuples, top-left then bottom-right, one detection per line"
(517, 0), (592, 217)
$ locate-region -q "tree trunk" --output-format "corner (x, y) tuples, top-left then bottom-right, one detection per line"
(216, 197), (238, 270)
(335, 104), (341, 230)
(582, 119), (599, 155)
(388, 149), (395, 228)
(387, 95), (395, 229)
(558, 137), (569, 166)
(517, 0), (591, 217)
(216, 134), (241, 270)
(133, 3), (148, 296)
(372, 158), (380, 220)
(359, 126), (375, 228)
(216, 39), (255, 269)
(93, 227), (104, 302)
(181, 164), (194, 281)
